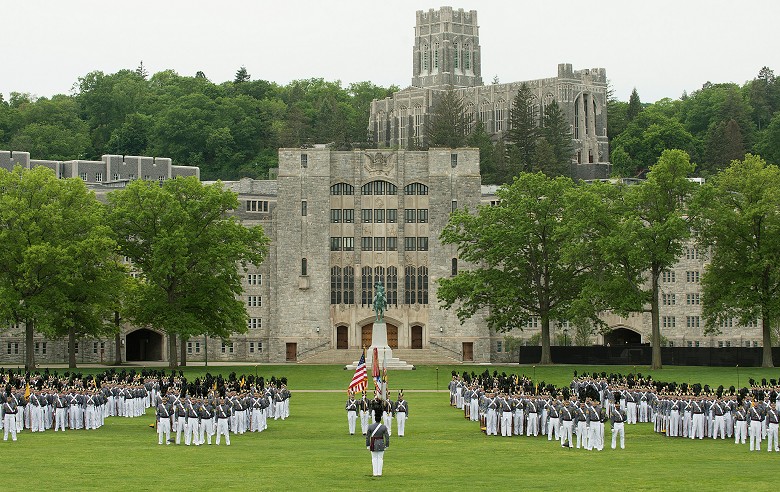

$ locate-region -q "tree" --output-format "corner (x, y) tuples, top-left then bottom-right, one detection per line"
(135, 61), (149, 80)
(594, 150), (696, 369)
(107, 177), (269, 368)
(425, 87), (471, 148)
(467, 120), (497, 184)
(756, 112), (780, 165)
(234, 66), (251, 84)
(703, 118), (745, 174)
(437, 173), (602, 364)
(0, 166), (117, 370)
(539, 99), (574, 176)
(626, 88), (642, 121)
(692, 154), (780, 367)
(505, 83), (538, 176)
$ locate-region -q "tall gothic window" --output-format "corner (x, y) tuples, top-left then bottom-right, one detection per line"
(387, 266), (398, 306)
(418, 266), (429, 304)
(454, 43), (459, 69)
(434, 43), (439, 69)
(343, 266), (355, 305)
(423, 44), (429, 71)
(374, 266), (386, 289)
(330, 267), (342, 304)
(404, 266), (417, 304)
(464, 44), (471, 70)
(361, 266), (373, 306)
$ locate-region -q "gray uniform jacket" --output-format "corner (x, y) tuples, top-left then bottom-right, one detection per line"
(366, 422), (390, 451)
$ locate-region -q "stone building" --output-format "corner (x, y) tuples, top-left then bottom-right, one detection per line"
(368, 6), (611, 180)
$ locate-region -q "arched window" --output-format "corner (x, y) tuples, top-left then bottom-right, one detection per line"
(387, 266), (398, 306)
(374, 266), (385, 289)
(330, 183), (354, 195)
(404, 182), (429, 196)
(454, 43), (460, 69)
(361, 266), (373, 306)
(343, 266), (355, 305)
(494, 100), (505, 132)
(361, 180), (397, 196)
(418, 266), (429, 304)
(464, 44), (471, 70)
(404, 266), (417, 305)
(423, 44), (429, 71)
(330, 267), (342, 305)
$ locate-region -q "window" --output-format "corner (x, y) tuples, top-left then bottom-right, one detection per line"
(451, 258), (458, 276)
(158, 176), (166, 184)
(143, 175), (150, 180)
(7, 342), (19, 354)
(404, 183), (429, 195)
(405, 266), (417, 304)
(247, 295), (261, 307)
(221, 342), (234, 354)
(248, 318), (261, 330)
(330, 237), (342, 251)
(331, 266), (342, 304)
(451, 154), (458, 168)
(719, 318), (733, 329)
(112, 172), (120, 181)
(343, 237), (354, 251)
(374, 237), (385, 251)
(93, 342), (98, 354)
(405, 209), (416, 223)
(301, 154), (308, 168)
(662, 316), (676, 328)
(249, 342), (256, 354)
(753, 341), (759, 347)
(362, 180), (397, 195)
(452, 200), (458, 212)
(343, 266), (355, 305)
(374, 266), (386, 288)
(386, 237), (397, 251)
(374, 209), (385, 223)
(686, 271), (700, 283)
(668, 341), (674, 348)
(417, 209), (428, 223)
(747, 319), (759, 328)
(404, 237), (416, 251)
(423, 44), (429, 71)
(128, 173), (136, 180)
(662, 271), (676, 283)
(718, 341), (724, 348)
(74, 342), (79, 355)
(695, 340), (700, 348)
(246, 274), (261, 286)
(34, 342), (47, 355)
(362, 209), (373, 223)
(686, 247), (700, 260)
(301, 200), (307, 216)
(524, 317), (540, 329)
(464, 44), (471, 70)
(434, 42), (439, 69)
(687, 341), (693, 348)
(417, 237), (429, 251)
(330, 183), (354, 195)
(187, 342), (193, 355)
(494, 103), (505, 132)
(246, 200), (269, 212)
(387, 266), (398, 305)
(301, 258), (307, 276)
(497, 341), (502, 353)
(79, 172), (88, 181)
(662, 293), (676, 306)
(686, 316), (700, 328)
(686, 293), (700, 305)
(361, 236), (373, 251)
(386, 209), (397, 223)
(341, 209), (353, 223)
(361, 266), (373, 306)
(418, 266), (429, 304)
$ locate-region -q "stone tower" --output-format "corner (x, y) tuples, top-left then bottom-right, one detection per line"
(411, 6), (482, 89)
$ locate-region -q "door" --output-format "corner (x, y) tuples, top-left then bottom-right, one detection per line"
(411, 325), (423, 349)
(462, 342), (473, 362)
(286, 343), (297, 362)
(337, 326), (348, 349)
(362, 325), (372, 349)
(387, 324), (398, 349)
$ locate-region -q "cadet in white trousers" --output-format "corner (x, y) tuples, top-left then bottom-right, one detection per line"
(366, 411), (390, 477)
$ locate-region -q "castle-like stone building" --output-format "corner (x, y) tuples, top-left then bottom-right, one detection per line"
(368, 6), (611, 180)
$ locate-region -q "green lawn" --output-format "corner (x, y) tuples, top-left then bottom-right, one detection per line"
(3, 364), (779, 490)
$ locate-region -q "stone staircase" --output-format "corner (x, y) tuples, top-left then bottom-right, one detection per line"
(297, 348), (462, 366)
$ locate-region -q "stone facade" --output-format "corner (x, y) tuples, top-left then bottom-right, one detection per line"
(369, 6), (610, 180)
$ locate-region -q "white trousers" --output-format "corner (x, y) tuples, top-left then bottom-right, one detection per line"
(157, 419), (171, 444)
(612, 422), (625, 449)
(734, 420), (747, 444)
(396, 412), (406, 436)
(750, 420), (762, 450)
(767, 422), (779, 451)
(370, 451), (385, 476)
(216, 419), (230, 445)
(348, 410), (357, 434)
(3, 414), (17, 441)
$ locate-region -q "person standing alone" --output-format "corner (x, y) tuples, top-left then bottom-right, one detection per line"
(366, 410), (390, 476)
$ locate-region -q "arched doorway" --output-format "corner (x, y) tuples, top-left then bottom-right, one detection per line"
(411, 325), (423, 349)
(361, 323), (399, 349)
(336, 325), (348, 349)
(604, 327), (642, 346)
(125, 329), (163, 361)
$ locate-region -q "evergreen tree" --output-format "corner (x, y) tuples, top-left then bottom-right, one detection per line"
(505, 83), (538, 177)
(135, 61), (148, 80)
(425, 87), (471, 148)
(467, 120), (497, 184)
(234, 65), (251, 83)
(626, 87), (642, 121)
(540, 99), (574, 176)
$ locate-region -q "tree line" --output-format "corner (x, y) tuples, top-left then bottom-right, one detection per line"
(0, 64), (397, 181)
(438, 151), (780, 369)
(0, 166), (268, 370)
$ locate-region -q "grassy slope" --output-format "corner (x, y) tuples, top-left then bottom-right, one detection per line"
(3, 364), (778, 490)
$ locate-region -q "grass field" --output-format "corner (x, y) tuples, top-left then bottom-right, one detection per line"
(3, 364), (780, 491)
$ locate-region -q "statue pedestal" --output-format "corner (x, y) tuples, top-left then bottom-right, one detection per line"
(346, 321), (414, 371)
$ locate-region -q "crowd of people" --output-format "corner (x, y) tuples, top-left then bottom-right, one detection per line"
(448, 370), (780, 452)
(1, 367), (291, 445)
(345, 390), (409, 438)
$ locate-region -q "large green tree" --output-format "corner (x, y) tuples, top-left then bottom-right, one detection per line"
(107, 176), (268, 368)
(425, 87), (472, 148)
(0, 166), (119, 370)
(505, 83), (538, 177)
(692, 154), (780, 367)
(438, 173), (602, 364)
(537, 99), (573, 176)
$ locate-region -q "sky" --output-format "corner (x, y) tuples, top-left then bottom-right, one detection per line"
(2, 0), (779, 104)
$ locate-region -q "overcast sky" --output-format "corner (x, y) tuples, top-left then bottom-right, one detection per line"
(3, 1), (778, 104)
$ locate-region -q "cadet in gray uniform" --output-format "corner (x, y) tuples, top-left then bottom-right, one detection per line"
(346, 392), (359, 435)
(3, 397), (17, 441)
(366, 410), (390, 477)
(611, 401), (626, 449)
(395, 392), (408, 437)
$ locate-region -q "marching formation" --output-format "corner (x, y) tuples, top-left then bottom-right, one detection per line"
(449, 370), (780, 452)
(346, 390), (408, 438)
(1, 367), (292, 446)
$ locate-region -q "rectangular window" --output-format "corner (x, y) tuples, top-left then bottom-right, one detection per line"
(246, 200), (269, 212)
(362, 209), (373, 223)
(686, 247), (700, 260)
(247, 295), (261, 307)
(79, 172), (88, 181)
(417, 209), (428, 223)
(386, 237), (397, 251)
(361, 237), (373, 251)
(301, 154), (308, 168)
(301, 200), (307, 216)
(404, 237), (416, 251)
(128, 173), (136, 180)
(686, 316), (700, 328)
(686, 271), (700, 283)
(187, 342), (193, 355)
(452, 200), (458, 213)
(41, 342), (47, 355)
(718, 341), (724, 348)
(719, 318), (733, 328)
(246, 274), (261, 286)
(257, 342), (263, 353)
(343, 237), (354, 251)
(695, 340), (700, 348)
(374, 237), (385, 251)
(687, 341), (693, 348)
(93, 342), (98, 354)
(451, 154), (458, 167)
(249, 342), (255, 354)
(74, 342), (79, 355)
(343, 209), (354, 223)
(662, 271), (676, 283)
(248, 318), (262, 330)
(496, 341), (502, 353)
(524, 317), (539, 329)
(330, 237), (342, 251)
(662, 316), (676, 328)
(386, 209), (397, 223)
(405, 209), (416, 223)
(417, 237), (429, 251)
(95, 172), (103, 182)
(662, 293), (676, 306)
(686, 293), (700, 305)
(34, 342), (40, 354)
(374, 209), (385, 223)
(194, 342), (200, 354)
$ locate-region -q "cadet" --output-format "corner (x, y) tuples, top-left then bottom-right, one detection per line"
(156, 396), (172, 445)
(611, 401), (626, 450)
(395, 391), (408, 437)
(346, 392), (359, 435)
(765, 402), (779, 452)
(366, 410), (390, 477)
(3, 397), (17, 441)
(215, 397), (231, 446)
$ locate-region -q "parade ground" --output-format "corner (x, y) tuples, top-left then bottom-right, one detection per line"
(3, 364), (779, 491)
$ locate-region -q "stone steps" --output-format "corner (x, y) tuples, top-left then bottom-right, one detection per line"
(297, 348), (462, 366)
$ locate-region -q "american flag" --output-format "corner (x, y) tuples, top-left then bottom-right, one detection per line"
(348, 351), (368, 394)
(372, 347), (382, 392)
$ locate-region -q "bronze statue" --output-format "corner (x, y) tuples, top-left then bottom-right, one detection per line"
(373, 282), (386, 322)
